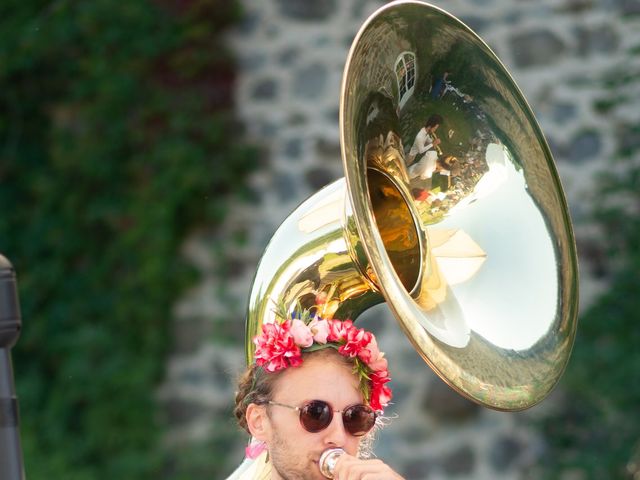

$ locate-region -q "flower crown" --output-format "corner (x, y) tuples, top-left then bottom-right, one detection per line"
(252, 306), (392, 412)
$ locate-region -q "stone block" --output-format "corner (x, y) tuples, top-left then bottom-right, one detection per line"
(510, 30), (566, 68)
(276, 0), (337, 21)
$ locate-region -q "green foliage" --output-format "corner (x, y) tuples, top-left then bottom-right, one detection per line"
(537, 100), (640, 478)
(539, 266), (640, 478)
(0, 0), (252, 478)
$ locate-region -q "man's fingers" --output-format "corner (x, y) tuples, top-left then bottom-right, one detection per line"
(333, 455), (404, 480)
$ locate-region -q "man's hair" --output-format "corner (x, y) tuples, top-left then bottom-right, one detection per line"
(234, 363), (278, 434)
(425, 114), (443, 129)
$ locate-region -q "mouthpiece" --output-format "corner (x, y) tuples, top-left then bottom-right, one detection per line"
(319, 448), (345, 479)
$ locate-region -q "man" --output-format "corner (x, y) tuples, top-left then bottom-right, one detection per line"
(406, 114), (443, 180)
(234, 313), (405, 479)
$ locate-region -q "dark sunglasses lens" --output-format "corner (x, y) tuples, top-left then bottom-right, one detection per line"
(300, 400), (332, 433)
(343, 405), (376, 436)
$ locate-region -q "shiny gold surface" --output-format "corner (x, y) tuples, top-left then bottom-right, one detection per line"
(245, 0), (578, 412)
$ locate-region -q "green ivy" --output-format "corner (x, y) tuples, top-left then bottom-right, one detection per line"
(538, 266), (640, 478)
(536, 73), (640, 478)
(0, 1), (252, 478)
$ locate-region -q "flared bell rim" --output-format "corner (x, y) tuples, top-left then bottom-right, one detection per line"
(339, 0), (579, 411)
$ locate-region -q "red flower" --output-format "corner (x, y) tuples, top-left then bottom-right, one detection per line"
(338, 325), (372, 358)
(369, 369), (392, 411)
(253, 321), (302, 372)
(327, 319), (354, 342)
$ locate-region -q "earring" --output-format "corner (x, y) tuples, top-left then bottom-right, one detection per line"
(245, 437), (267, 460)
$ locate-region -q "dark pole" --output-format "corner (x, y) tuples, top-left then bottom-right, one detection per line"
(0, 254), (25, 480)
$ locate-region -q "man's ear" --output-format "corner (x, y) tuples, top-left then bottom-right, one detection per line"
(246, 403), (271, 442)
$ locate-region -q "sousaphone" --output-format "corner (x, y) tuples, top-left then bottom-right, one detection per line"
(229, 1), (578, 477)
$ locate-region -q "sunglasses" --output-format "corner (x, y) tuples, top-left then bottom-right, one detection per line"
(268, 400), (377, 437)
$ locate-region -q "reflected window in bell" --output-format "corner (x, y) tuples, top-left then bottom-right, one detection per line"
(395, 51), (416, 110)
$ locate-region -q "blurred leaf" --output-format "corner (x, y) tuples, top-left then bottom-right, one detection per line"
(0, 0), (252, 478)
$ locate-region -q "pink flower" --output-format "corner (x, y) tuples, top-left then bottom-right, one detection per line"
(309, 318), (330, 344)
(368, 355), (388, 372)
(315, 291), (328, 305)
(358, 336), (388, 372)
(338, 325), (372, 358)
(290, 319), (314, 347)
(253, 321), (302, 372)
(357, 335), (378, 362)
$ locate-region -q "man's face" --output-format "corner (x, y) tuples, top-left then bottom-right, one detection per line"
(263, 352), (363, 480)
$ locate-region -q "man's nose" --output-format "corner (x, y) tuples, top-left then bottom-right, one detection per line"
(321, 412), (348, 446)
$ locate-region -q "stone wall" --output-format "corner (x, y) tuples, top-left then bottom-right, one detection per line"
(158, 1), (640, 478)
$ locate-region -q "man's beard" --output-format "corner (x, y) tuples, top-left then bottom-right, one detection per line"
(268, 427), (371, 479)
(269, 432), (320, 480)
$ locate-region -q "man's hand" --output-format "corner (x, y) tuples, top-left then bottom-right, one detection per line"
(332, 453), (405, 480)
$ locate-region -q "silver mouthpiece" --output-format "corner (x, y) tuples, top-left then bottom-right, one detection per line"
(319, 448), (345, 479)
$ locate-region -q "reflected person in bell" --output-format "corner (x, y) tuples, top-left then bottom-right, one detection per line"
(234, 308), (405, 479)
(406, 114), (443, 180)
